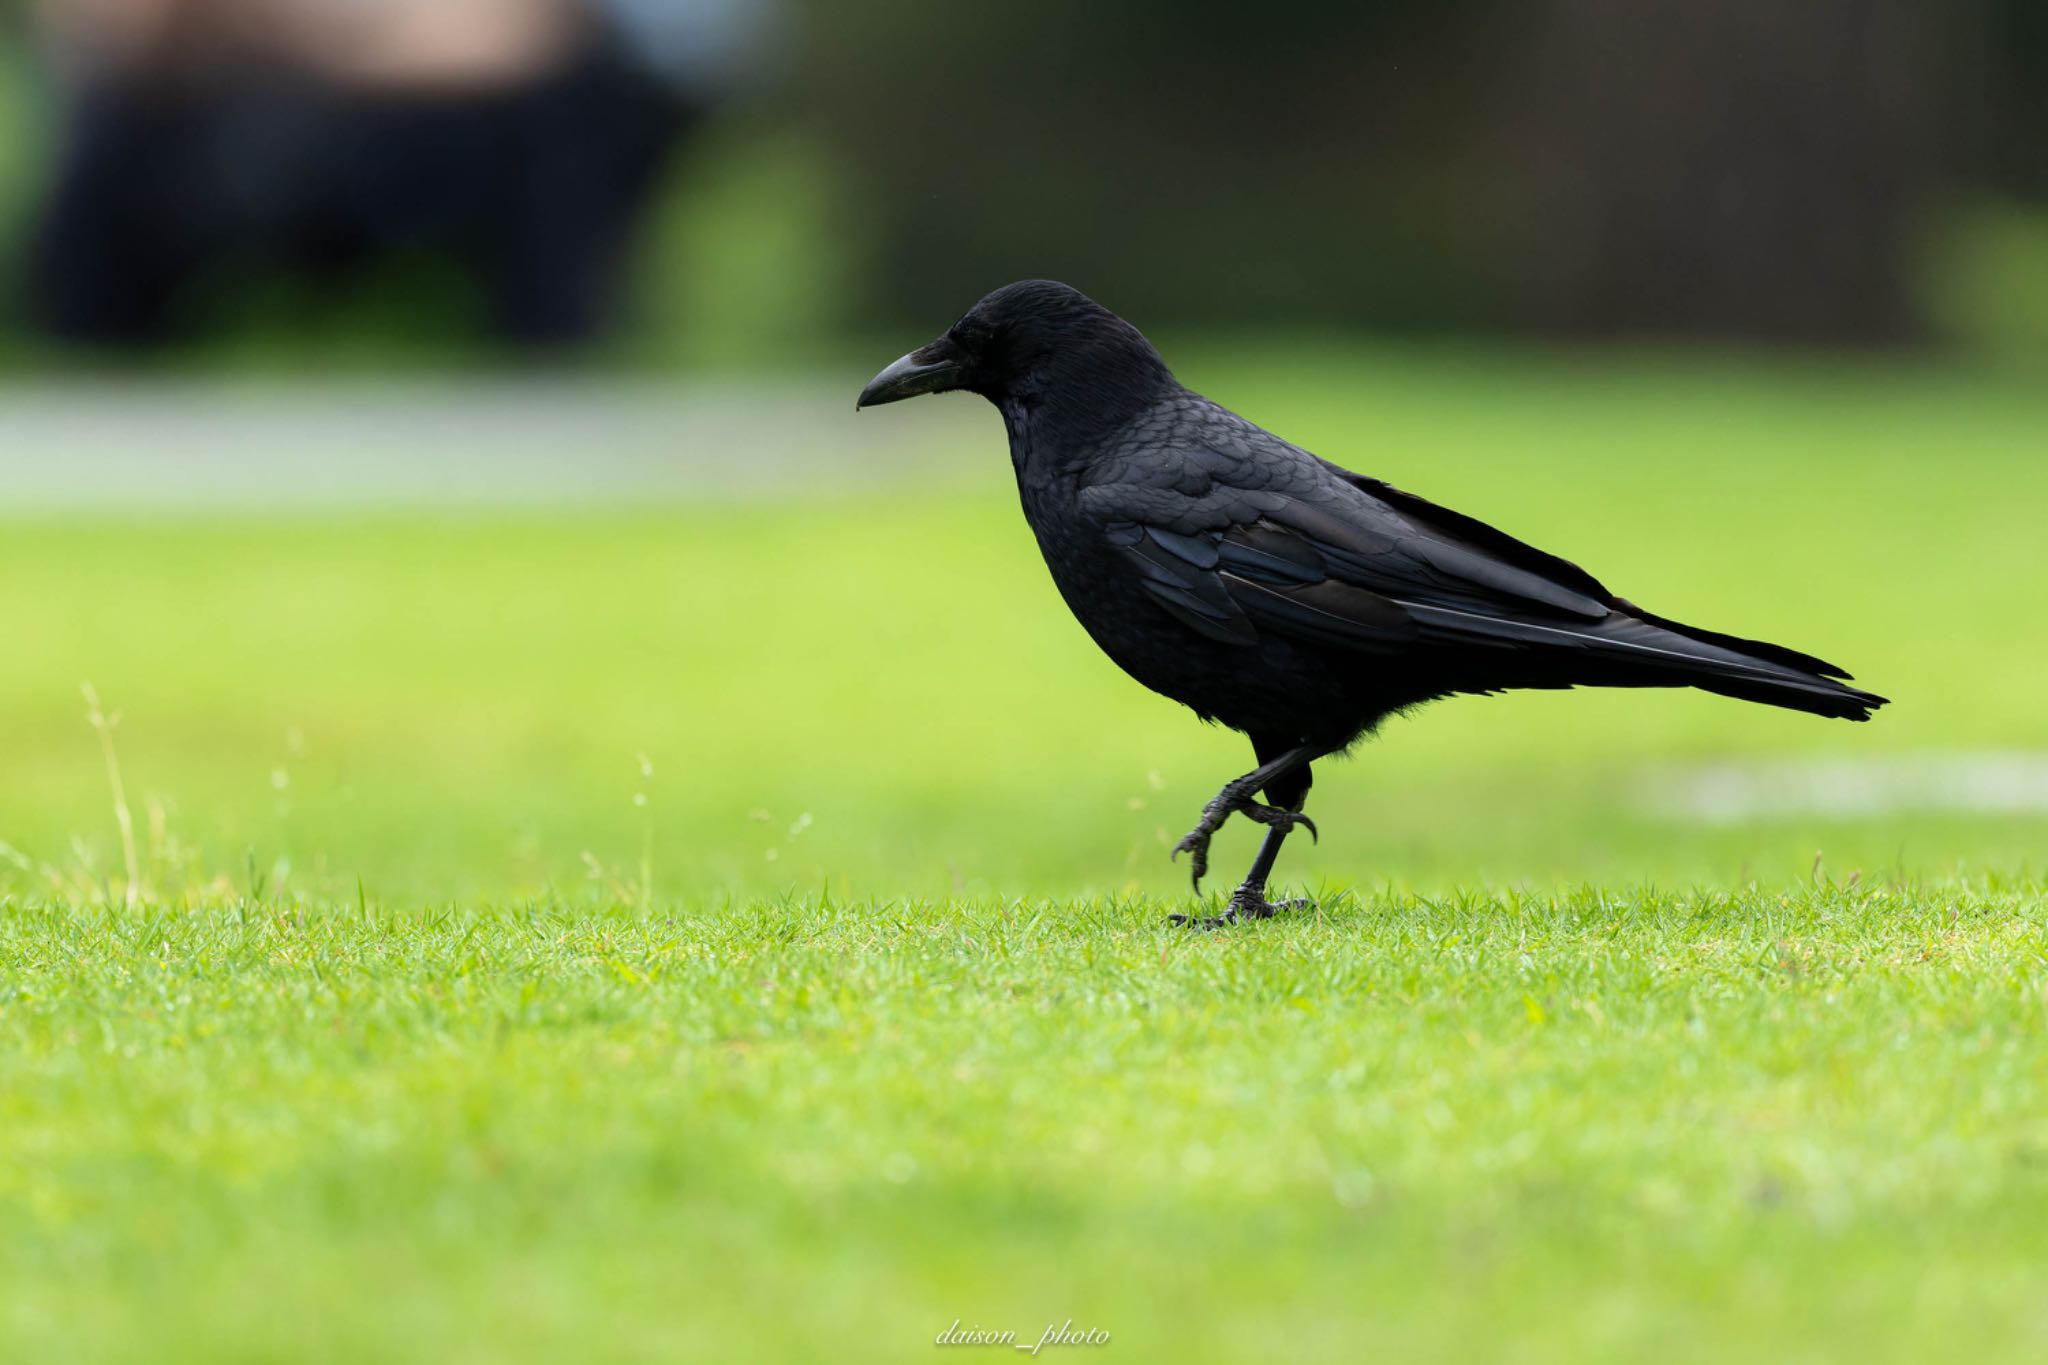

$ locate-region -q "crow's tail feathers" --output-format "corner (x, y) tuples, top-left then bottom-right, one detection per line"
(1606, 601), (1888, 722)
(1687, 667), (1888, 721)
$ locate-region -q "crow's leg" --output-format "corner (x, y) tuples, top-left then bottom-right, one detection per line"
(1171, 739), (1319, 927)
(1169, 740), (1321, 898)
(1224, 756), (1316, 920)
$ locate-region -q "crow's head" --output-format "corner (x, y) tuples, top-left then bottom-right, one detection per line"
(858, 280), (1174, 423)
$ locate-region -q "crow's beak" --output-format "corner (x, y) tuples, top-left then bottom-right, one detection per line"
(857, 341), (966, 409)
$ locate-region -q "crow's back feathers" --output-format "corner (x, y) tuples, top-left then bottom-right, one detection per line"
(1085, 393), (1885, 722)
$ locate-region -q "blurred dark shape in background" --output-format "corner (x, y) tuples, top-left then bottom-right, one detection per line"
(21, 0), (774, 348)
(2, 0), (2044, 358)
(812, 0), (2041, 347)
(1509, 0), (1950, 344)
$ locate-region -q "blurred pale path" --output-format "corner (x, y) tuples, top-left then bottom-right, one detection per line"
(0, 377), (990, 507)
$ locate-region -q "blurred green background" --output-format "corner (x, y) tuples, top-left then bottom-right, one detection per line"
(0, 0), (2043, 902)
(4, 350), (2046, 907)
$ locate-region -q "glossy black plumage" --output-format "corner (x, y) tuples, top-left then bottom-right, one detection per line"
(859, 280), (1887, 923)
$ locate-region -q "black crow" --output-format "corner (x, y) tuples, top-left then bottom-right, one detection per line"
(858, 281), (1887, 926)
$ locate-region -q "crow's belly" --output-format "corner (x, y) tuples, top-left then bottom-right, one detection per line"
(1028, 514), (1447, 744)
(1056, 574), (1424, 746)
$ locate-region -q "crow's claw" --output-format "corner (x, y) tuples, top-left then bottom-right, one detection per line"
(1171, 827), (1211, 891)
(1170, 789), (1310, 892)
(1240, 806), (1317, 842)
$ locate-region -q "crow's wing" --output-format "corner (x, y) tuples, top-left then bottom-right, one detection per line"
(1083, 422), (1863, 695)
(1084, 432), (1613, 652)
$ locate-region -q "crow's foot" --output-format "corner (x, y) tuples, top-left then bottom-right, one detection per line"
(1170, 792), (1317, 891)
(1227, 889), (1312, 920)
(1168, 889), (1311, 930)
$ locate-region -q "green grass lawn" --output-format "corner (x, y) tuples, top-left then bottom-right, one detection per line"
(3, 345), (2046, 1361)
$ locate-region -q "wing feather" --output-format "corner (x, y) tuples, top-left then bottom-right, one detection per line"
(1086, 412), (1880, 718)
